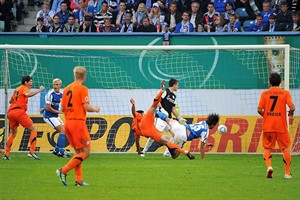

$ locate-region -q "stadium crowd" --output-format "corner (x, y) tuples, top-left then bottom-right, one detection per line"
(0, 0), (300, 32)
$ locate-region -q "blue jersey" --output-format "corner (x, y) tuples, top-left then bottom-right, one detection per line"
(184, 121), (209, 143)
(43, 89), (62, 118)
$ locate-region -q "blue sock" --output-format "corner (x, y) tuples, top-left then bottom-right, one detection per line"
(56, 134), (66, 154)
(156, 110), (168, 121)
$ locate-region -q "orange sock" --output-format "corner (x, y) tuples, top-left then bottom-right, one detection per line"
(283, 149), (291, 175)
(62, 153), (86, 174)
(75, 164), (82, 183)
(263, 149), (272, 167)
(29, 131), (37, 154)
(5, 134), (16, 156)
(166, 141), (185, 154)
(152, 90), (163, 107)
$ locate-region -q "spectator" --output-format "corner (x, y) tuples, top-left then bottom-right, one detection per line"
(287, 11), (300, 31)
(259, 1), (275, 27)
(134, 3), (148, 26)
(211, 15), (226, 32)
(135, 0), (156, 12)
(51, 0), (65, 13)
(276, 1), (293, 30)
(148, 2), (165, 31)
(63, 14), (80, 32)
(107, 0), (121, 13)
(247, 14), (264, 32)
(262, 14), (285, 32)
(112, 1), (127, 27)
(48, 14), (64, 32)
(99, 17), (116, 32)
(118, 12), (136, 32)
(155, 0), (168, 15)
(190, 1), (203, 29)
(75, 0), (94, 25)
(57, 1), (71, 25)
(88, 0), (102, 15)
(176, 0), (191, 13)
(30, 17), (48, 32)
(79, 14), (97, 32)
(136, 15), (156, 32)
(36, 0), (55, 27)
(224, 14), (241, 32)
(0, 0), (12, 32)
(174, 11), (194, 33)
(214, 0), (234, 13)
(94, 1), (113, 27)
(222, 2), (235, 23)
(202, 2), (220, 32)
(16, 0), (26, 22)
(164, 2), (181, 32)
(70, 0), (88, 12)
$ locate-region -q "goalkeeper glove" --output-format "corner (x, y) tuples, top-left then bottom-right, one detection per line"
(177, 116), (187, 124)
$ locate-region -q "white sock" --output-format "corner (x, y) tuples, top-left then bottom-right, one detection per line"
(143, 138), (154, 153)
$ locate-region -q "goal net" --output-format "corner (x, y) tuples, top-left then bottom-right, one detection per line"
(0, 44), (299, 154)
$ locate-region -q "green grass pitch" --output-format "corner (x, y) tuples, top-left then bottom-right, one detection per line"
(1, 153), (299, 200)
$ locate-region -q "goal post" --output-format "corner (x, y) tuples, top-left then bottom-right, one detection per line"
(0, 44), (299, 154)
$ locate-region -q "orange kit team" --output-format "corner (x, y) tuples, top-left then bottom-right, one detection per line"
(3, 75), (44, 160)
(56, 66), (100, 186)
(258, 72), (295, 179)
(130, 81), (195, 160)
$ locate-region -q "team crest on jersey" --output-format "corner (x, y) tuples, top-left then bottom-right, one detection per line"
(85, 96), (89, 102)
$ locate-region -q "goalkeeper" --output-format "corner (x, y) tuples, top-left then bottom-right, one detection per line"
(156, 110), (219, 159)
(142, 78), (186, 156)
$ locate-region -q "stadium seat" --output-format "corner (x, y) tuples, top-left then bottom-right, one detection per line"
(242, 20), (255, 31)
(236, 7), (248, 17)
(0, 21), (4, 32)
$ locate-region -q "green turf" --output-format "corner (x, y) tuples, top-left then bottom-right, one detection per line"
(0, 153), (299, 200)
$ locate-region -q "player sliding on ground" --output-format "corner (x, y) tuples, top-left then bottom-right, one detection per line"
(130, 81), (195, 160)
(156, 110), (219, 159)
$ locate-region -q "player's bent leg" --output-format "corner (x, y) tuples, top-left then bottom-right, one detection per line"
(160, 135), (195, 160)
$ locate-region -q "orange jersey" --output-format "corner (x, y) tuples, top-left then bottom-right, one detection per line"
(258, 87), (294, 132)
(132, 112), (143, 137)
(8, 85), (30, 112)
(61, 82), (89, 120)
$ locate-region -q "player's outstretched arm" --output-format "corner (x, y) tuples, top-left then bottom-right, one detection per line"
(200, 141), (206, 159)
(26, 86), (44, 97)
(130, 98), (136, 117)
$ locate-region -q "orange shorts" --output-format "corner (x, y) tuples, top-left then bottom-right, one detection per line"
(65, 120), (91, 149)
(262, 132), (291, 149)
(140, 110), (162, 142)
(8, 109), (33, 130)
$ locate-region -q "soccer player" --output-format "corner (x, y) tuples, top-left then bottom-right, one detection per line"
(56, 66), (100, 186)
(42, 78), (69, 158)
(257, 72), (295, 179)
(142, 78), (186, 156)
(3, 75), (44, 160)
(130, 81), (195, 160)
(156, 110), (219, 159)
